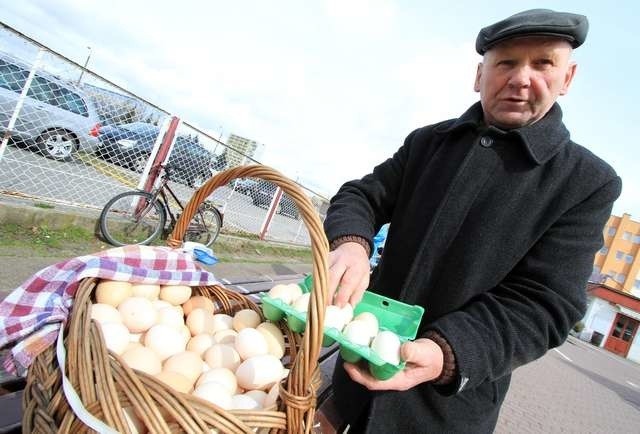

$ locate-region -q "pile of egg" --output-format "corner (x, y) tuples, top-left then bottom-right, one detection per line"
(267, 283), (403, 365)
(90, 279), (287, 413)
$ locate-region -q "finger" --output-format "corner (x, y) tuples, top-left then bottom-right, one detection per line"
(333, 268), (360, 307)
(327, 259), (347, 304)
(400, 339), (435, 364)
(343, 362), (379, 390)
(348, 273), (370, 307)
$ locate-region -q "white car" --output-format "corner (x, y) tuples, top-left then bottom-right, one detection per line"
(0, 52), (101, 161)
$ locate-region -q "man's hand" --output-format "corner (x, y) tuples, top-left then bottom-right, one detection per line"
(328, 242), (370, 307)
(343, 338), (444, 391)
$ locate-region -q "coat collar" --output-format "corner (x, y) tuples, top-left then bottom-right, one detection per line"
(434, 101), (571, 165)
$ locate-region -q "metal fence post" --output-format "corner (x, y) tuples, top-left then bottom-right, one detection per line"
(0, 48), (44, 162)
(259, 186), (283, 240)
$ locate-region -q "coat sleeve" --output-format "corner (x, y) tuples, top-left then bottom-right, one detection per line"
(323, 129), (419, 246)
(428, 175), (622, 395)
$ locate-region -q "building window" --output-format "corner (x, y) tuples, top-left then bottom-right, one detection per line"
(634, 279), (640, 289)
(608, 227), (617, 236)
(632, 288), (640, 297)
(633, 234), (640, 244)
(615, 273), (626, 283)
(600, 246), (609, 255)
(616, 251), (624, 260)
(625, 254), (634, 263)
(623, 231), (632, 241)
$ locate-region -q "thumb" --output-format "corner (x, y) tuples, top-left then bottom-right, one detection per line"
(400, 338), (434, 365)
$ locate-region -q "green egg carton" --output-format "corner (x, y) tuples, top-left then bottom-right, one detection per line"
(260, 275), (425, 380)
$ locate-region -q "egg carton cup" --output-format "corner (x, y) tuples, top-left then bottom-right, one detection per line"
(22, 165), (330, 434)
(261, 289), (425, 381)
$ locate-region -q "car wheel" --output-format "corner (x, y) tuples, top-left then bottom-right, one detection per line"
(36, 129), (76, 162)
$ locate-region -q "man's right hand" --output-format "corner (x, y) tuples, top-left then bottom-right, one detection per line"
(327, 242), (370, 307)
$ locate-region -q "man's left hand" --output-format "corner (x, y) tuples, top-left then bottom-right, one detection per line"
(343, 338), (444, 391)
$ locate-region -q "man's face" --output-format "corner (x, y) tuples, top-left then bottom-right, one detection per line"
(474, 37), (577, 129)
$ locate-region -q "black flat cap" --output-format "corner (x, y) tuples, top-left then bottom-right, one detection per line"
(476, 9), (588, 54)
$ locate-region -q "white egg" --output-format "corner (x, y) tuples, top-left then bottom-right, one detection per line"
(159, 285), (192, 305)
(231, 394), (260, 410)
(193, 382), (232, 409)
(342, 320), (375, 346)
(353, 311), (379, 337)
(371, 330), (402, 365)
(264, 382), (280, 408)
(243, 390), (267, 408)
(187, 334), (215, 357)
(196, 367), (238, 394)
(235, 354), (284, 390)
(204, 344), (242, 371)
(340, 303), (354, 324)
(267, 284), (295, 304)
(156, 307), (185, 329)
(211, 314), (234, 333)
(285, 284), (303, 303)
(235, 328), (269, 360)
(90, 303), (122, 324)
(98, 322), (130, 355)
(213, 329), (238, 345)
(121, 345), (162, 375)
(144, 324), (186, 361)
(324, 305), (346, 331)
(292, 293), (311, 313)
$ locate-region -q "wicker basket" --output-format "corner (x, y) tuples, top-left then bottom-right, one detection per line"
(22, 165), (329, 433)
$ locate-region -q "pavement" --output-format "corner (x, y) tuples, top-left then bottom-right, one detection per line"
(2, 197), (640, 433)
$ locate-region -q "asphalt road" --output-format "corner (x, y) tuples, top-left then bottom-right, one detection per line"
(495, 336), (640, 433)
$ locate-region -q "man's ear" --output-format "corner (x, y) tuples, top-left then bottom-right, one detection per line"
(474, 62), (483, 92)
(559, 62), (577, 95)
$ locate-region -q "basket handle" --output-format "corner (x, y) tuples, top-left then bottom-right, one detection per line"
(168, 164), (329, 433)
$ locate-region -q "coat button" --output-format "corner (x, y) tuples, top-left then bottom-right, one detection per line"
(480, 136), (493, 147)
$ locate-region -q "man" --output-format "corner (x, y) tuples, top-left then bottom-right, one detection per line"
(323, 9), (621, 433)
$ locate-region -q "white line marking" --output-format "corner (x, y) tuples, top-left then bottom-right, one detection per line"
(554, 348), (573, 362)
(221, 278), (231, 284)
(626, 381), (639, 388)
(235, 285), (248, 293)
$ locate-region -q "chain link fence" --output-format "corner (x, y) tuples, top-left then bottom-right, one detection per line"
(0, 22), (329, 246)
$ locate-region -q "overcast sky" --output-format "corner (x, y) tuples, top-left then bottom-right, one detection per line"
(2, 0), (639, 217)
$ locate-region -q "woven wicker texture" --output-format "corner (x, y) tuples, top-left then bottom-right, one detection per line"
(22, 165), (329, 433)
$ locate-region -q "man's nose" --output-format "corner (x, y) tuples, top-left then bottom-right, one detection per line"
(508, 66), (532, 87)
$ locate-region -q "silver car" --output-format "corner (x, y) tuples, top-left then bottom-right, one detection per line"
(0, 52), (101, 161)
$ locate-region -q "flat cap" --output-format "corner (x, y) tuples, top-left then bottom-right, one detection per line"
(476, 9), (588, 54)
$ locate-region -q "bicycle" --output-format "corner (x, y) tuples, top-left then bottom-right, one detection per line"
(99, 164), (223, 247)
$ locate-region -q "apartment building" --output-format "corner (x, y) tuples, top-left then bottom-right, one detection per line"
(226, 134), (259, 168)
(593, 213), (640, 297)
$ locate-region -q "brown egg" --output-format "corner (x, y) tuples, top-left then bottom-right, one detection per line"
(118, 297), (158, 333)
(131, 283), (160, 301)
(160, 285), (192, 305)
(186, 308), (215, 336)
(256, 322), (285, 359)
(163, 351), (203, 383)
(187, 334), (215, 357)
(96, 280), (133, 307)
(182, 296), (215, 316)
(232, 309), (262, 331)
(121, 346), (162, 376)
(155, 370), (193, 393)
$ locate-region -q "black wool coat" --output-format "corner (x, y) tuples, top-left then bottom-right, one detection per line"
(323, 102), (622, 433)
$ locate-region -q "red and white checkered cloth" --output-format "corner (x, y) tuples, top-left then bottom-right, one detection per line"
(0, 245), (219, 376)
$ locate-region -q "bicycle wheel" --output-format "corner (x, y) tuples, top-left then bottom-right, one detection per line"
(100, 191), (166, 246)
(184, 203), (222, 247)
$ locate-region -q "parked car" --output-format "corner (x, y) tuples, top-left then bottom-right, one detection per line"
(0, 52), (101, 161)
(233, 178), (258, 195)
(95, 122), (216, 188)
(250, 180), (300, 219)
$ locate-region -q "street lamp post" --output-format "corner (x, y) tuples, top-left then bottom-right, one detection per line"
(76, 46), (92, 85)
